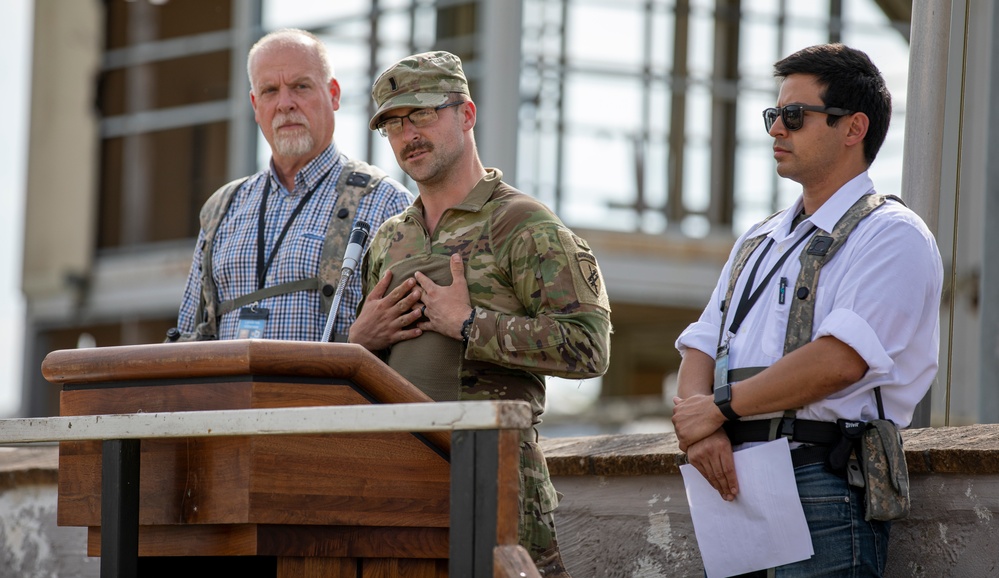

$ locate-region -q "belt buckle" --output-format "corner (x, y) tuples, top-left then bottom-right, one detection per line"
(778, 416), (795, 440)
(766, 417), (793, 441)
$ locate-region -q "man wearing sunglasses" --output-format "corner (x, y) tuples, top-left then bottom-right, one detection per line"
(672, 44), (942, 575)
(348, 51), (612, 576)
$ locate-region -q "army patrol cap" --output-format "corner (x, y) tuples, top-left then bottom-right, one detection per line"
(369, 51), (470, 130)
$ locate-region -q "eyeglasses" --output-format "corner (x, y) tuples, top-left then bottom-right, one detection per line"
(762, 104), (853, 132)
(376, 101), (464, 137)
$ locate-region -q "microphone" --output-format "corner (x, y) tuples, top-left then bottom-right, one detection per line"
(320, 221), (371, 343)
(340, 221), (371, 277)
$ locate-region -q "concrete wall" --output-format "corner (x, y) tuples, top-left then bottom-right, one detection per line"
(0, 447), (95, 578)
(543, 426), (999, 577)
(3, 425), (999, 576)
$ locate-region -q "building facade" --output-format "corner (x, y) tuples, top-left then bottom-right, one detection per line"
(19, 0), (997, 430)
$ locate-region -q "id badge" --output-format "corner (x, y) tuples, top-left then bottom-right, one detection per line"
(236, 307), (269, 339)
(714, 343), (730, 392)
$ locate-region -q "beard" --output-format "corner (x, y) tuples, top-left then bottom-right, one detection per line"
(271, 113), (315, 158)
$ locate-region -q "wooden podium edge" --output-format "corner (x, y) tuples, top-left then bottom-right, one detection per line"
(44, 340), (451, 453)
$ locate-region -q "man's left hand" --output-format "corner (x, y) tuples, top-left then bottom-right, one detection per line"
(414, 253), (472, 341)
(672, 393), (727, 451)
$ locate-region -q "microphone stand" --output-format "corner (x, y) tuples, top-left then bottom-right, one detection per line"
(320, 270), (353, 343)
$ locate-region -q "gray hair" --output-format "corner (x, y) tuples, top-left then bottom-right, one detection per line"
(246, 29), (335, 93)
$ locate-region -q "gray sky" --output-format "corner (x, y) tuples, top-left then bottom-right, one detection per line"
(0, 0), (30, 416)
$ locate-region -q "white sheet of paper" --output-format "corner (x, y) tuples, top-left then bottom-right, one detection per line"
(680, 437), (814, 577)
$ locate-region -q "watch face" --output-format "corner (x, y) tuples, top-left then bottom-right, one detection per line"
(714, 385), (732, 404)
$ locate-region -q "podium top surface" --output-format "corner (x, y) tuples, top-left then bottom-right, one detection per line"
(41, 340), (432, 402)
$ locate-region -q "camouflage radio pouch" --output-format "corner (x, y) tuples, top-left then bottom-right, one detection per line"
(860, 419), (910, 521)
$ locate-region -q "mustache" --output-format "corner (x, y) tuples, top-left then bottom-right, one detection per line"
(272, 113), (309, 132)
(401, 139), (434, 158)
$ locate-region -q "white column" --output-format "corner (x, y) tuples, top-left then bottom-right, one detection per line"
(475, 0), (523, 187)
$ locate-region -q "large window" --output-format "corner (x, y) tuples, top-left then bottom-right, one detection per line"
(97, 0), (238, 249)
(517, 0), (910, 237)
(94, 0), (910, 250)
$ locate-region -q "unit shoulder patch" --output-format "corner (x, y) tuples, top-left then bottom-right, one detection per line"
(557, 228), (610, 310)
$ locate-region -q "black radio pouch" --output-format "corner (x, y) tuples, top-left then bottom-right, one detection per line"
(827, 418), (866, 476)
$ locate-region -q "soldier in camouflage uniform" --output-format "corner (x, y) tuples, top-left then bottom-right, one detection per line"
(348, 51), (612, 576)
(671, 44), (942, 576)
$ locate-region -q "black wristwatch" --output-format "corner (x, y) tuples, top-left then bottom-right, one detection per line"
(460, 307), (476, 345)
(713, 385), (741, 421)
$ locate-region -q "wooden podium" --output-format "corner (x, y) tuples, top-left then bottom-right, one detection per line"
(42, 340), (520, 577)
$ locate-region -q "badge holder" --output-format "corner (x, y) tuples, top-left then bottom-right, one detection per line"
(713, 343), (731, 406)
(236, 305), (269, 339)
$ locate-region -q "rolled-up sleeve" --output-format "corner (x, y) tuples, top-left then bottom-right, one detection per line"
(676, 320), (721, 360)
(814, 307), (894, 376)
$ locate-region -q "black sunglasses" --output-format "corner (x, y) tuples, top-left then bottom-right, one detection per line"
(762, 104), (853, 132)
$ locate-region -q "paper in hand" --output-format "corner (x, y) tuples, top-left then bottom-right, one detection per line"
(680, 437), (814, 577)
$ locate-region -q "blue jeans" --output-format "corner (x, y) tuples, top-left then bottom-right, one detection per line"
(734, 463), (890, 577)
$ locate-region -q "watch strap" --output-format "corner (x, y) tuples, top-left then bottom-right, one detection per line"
(717, 399), (741, 421)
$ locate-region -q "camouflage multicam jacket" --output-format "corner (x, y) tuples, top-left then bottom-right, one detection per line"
(360, 169), (612, 421)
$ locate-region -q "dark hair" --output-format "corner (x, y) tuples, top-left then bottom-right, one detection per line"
(774, 43), (891, 165)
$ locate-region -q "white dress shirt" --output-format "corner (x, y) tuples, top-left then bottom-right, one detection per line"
(676, 172), (943, 427)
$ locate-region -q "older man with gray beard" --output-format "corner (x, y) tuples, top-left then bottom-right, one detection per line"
(175, 29), (412, 342)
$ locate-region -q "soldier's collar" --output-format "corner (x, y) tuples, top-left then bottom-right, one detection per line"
(453, 168), (503, 212)
(405, 168), (503, 224)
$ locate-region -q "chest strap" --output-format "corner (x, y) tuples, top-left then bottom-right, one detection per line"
(727, 366), (766, 383)
(216, 161), (386, 318)
(783, 193), (900, 354)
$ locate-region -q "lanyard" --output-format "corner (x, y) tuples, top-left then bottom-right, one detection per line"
(256, 168), (333, 291)
(727, 225), (816, 336)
